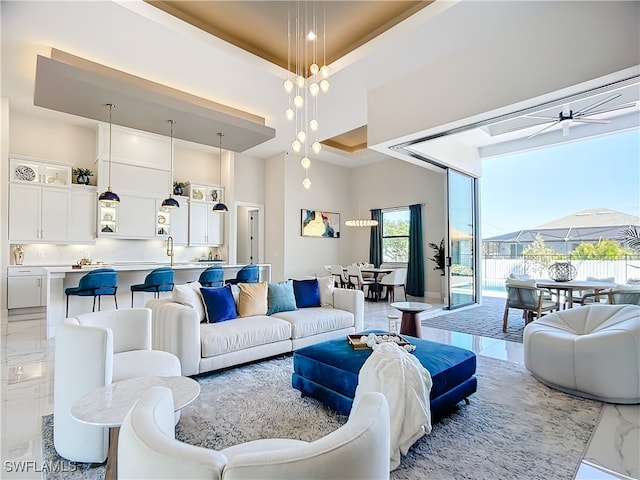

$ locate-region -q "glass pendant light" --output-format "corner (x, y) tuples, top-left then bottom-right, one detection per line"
(212, 132), (229, 212)
(161, 120), (179, 209)
(98, 104), (120, 203)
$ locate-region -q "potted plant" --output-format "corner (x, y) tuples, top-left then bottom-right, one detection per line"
(72, 167), (93, 185)
(173, 181), (187, 196)
(429, 238), (445, 275)
(429, 238), (446, 302)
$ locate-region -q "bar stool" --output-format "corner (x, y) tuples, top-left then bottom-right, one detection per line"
(130, 267), (175, 307)
(65, 268), (118, 316)
(225, 264), (260, 285)
(198, 266), (224, 287)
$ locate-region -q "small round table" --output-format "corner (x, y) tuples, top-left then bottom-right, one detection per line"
(72, 375), (200, 480)
(391, 301), (432, 338)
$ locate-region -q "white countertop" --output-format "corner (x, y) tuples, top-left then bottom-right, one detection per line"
(37, 262), (270, 274)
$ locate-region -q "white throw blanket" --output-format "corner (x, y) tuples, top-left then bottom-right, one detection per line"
(351, 341), (433, 471)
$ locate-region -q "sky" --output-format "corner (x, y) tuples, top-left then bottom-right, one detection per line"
(480, 129), (640, 239)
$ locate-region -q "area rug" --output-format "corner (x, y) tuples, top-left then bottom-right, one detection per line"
(42, 354), (602, 480)
(423, 296), (527, 343)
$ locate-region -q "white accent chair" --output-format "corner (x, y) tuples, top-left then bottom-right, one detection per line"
(524, 304), (640, 403)
(118, 387), (391, 479)
(54, 308), (181, 464)
(379, 268), (408, 302)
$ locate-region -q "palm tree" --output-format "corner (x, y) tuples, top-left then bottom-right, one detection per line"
(620, 226), (640, 252)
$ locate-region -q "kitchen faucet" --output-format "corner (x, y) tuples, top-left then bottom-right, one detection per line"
(166, 235), (174, 266)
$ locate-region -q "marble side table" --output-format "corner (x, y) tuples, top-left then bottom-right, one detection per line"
(391, 301), (432, 338)
(72, 375), (200, 480)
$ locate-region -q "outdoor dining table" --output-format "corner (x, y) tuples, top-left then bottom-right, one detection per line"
(535, 279), (615, 308)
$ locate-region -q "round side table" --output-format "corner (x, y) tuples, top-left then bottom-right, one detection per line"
(391, 301), (432, 338)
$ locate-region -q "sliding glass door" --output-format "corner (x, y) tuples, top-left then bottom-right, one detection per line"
(447, 170), (478, 309)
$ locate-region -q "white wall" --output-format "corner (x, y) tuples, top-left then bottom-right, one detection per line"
(349, 158), (446, 298)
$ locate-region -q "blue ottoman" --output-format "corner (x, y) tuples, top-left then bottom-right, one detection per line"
(292, 331), (477, 418)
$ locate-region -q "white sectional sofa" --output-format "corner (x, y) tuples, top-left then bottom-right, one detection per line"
(146, 280), (364, 376)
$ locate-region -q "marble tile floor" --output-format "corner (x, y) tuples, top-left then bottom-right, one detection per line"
(0, 299), (637, 479)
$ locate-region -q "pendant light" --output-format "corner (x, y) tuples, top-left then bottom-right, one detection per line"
(345, 204), (378, 227)
(98, 103), (120, 203)
(161, 120), (179, 208)
(212, 132), (228, 212)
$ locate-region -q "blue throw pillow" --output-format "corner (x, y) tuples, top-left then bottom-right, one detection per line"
(292, 279), (321, 308)
(267, 280), (297, 315)
(200, 285), (237, 323)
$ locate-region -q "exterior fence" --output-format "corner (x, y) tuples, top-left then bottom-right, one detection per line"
(480, 254), (640, 293)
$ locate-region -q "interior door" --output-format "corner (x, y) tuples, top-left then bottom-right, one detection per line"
(447, 169), (478, 309)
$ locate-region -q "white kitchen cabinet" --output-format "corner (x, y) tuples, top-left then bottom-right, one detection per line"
(69, 186), (97, 243)
(167, 199), (189, 245)
(188, 202), (224, 246)
(119, 194), (157, 239)
(9, 183), (70, 243)
(7, 267), (46, 309)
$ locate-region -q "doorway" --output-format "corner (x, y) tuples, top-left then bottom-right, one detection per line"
(235, 202), (264, 265)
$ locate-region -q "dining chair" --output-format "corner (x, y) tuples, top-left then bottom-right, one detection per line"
(346, 265), (376, 299)
(65, 268), (118, 316)
(581, 286), (640, 305)
(330, 265), (348, 288)
(572, 276), (615, 305)
(130, 267), (175, 307)
(502, 279), (557, 332)
(379, 268), (408, 303)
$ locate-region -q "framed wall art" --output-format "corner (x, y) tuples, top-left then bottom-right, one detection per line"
(301, 209), (340, 238)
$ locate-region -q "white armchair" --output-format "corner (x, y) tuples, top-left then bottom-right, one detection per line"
(54, 308), (181, 463)
(118, 387), (391, 480)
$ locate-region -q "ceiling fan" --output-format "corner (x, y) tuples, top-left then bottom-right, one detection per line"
(525, 93), (637, 138)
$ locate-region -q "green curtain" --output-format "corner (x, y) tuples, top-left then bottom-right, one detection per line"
(407, 204), (424, 296)
(369, 209), (383, 267)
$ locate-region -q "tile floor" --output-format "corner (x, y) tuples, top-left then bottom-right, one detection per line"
(0, 299), (638, 479)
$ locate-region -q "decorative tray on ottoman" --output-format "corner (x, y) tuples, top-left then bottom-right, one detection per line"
(347, 333), (410, 350)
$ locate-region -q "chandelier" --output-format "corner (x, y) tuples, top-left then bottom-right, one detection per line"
(345, 219), (378, 228)
(284, 2), (329, 189)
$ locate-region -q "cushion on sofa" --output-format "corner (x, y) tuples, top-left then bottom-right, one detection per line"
(267, 280), (297, 315)
(201, 285), (237, 323)
(293, 279), (321, 308)
(173, 282), (206, 322)
(238, 282), (268, 317)
(200, 315), (292, 357)
(272, 307), (354, 339)
(317, 276), (334, 306)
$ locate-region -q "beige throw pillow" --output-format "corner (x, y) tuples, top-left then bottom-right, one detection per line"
(237, 282), (268, 317)
(317, 276), (335, 306)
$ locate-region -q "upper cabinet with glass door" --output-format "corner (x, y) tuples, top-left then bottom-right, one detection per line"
(10, 156), (72, 186)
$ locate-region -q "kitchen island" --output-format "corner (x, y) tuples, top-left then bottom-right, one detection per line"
(40, 262), (271, 338)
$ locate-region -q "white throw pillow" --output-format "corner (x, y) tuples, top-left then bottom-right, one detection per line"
(172, 282), (206, 322)
(317, 276), (335, 306)
(505, 278), (537, 288)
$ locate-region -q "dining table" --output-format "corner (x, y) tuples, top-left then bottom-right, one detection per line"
(359, 267), (393, 301)
(535, 279), (616, 308)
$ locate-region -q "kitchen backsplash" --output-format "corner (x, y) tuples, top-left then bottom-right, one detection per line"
(9, 240), (224, 267)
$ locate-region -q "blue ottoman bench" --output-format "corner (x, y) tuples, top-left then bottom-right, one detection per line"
(292, 331), (477, 418)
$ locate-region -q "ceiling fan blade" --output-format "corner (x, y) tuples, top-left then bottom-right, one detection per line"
(572, 118), (610, 124)
(575, 102), (637, 117)
(524, 114), (558, 121)
(527, 120), (559, 139)
(574, 93), (621, 116)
